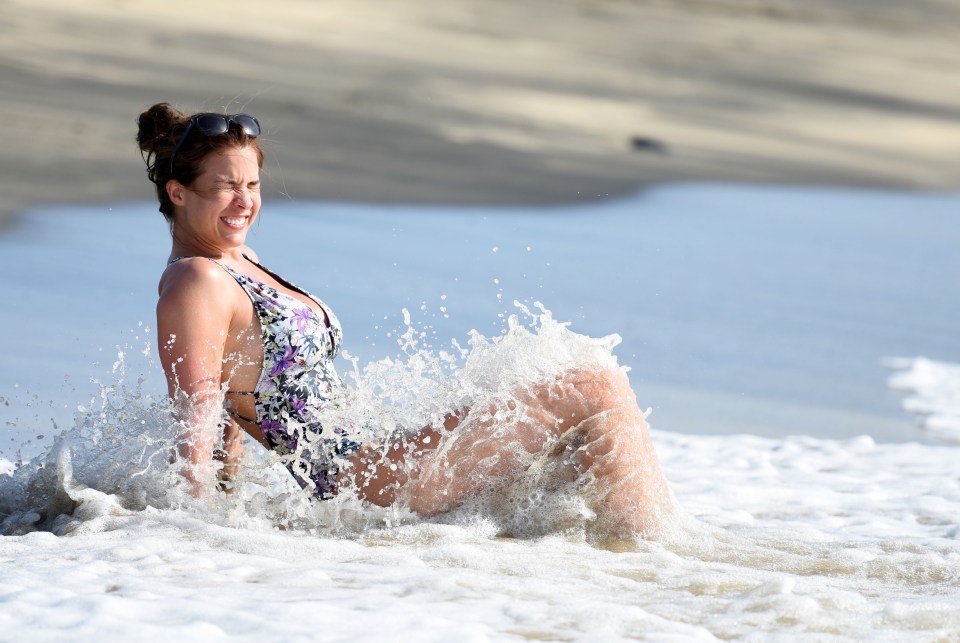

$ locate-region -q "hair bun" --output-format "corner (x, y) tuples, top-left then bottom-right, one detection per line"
(136, 103), (187, 154)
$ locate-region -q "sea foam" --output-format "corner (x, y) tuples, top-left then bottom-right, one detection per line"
(888, 357), (960, 443)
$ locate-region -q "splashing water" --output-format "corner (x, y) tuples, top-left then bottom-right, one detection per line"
(0, 344), (182, 535)
(0, 301), (659, 541)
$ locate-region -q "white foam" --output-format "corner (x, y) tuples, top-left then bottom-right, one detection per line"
(888, 357), (960, 443)
(1, 430), (959, 641)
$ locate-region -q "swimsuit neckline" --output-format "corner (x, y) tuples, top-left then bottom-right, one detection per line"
(168, 253), (330, 326)
(236, 254), (333, 329)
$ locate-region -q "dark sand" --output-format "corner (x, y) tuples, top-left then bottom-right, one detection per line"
(1, 0), (959, 227)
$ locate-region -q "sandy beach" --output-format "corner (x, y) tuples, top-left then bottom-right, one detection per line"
(1, 0), (958, 227)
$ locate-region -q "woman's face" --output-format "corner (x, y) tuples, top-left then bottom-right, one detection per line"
(170, 145), (262, 252)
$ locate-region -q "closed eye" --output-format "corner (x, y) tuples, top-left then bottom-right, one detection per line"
(212, 180), (260, 193)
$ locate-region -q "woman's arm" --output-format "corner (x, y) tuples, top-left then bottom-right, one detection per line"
(157, 260), (237, 496)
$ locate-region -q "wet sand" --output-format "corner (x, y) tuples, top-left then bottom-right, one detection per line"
(1, 0), (958, 227)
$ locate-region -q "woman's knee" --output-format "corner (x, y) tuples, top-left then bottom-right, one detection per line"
(533, 369), (636, 428)
(561, 367), (635, 420)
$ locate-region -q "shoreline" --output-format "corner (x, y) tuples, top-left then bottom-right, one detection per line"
(6, 176), (957, 235)
(1, 0), (958, 228)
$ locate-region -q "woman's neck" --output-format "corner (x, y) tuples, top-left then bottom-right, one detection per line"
(169, 238), (246, 263)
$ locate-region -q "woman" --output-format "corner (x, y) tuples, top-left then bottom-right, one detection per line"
(138, 103), (673, 535)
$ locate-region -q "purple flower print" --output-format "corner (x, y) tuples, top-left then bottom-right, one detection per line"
(288, 394), (306, 416)
(257, 293), (280, 310)
(291, 307), (315, 333)
(268, 345), (299, 377)
(285, 428), (300, 451)
(259, 419), (285, 444)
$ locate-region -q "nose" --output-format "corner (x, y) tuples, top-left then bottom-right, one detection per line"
(233, 188), (254, 209)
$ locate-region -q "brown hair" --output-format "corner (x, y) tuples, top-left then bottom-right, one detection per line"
(136, 103), (265, 221)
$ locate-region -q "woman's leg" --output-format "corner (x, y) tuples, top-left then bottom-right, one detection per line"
(344, 367), (673, 534)
(560, 401), (673, 534)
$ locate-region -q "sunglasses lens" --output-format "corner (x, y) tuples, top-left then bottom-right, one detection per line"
(231, 114), (261, 137)
(193, 114), (230, 136)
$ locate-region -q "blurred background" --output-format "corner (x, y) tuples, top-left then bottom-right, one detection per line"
(1, 0), (959, 223)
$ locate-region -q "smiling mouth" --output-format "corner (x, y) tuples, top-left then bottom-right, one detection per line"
(221, 216), (249, 229)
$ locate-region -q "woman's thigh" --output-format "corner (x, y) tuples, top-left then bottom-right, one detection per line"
(343, 366), (642, 512)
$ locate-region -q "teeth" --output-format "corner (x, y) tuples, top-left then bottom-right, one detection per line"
(222, 217), (247, 226)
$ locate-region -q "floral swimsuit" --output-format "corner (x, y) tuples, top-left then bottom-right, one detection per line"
(171, 254), (359, 498)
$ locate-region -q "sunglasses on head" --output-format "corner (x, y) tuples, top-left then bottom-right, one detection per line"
(169, 113), (261, 175)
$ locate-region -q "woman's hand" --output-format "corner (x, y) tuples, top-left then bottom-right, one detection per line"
(215, 419), (245, 493)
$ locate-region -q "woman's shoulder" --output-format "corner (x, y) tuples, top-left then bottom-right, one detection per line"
(157, 257), (235, 302)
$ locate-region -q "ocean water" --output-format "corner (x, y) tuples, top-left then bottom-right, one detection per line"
(1, 185), (959, 640)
